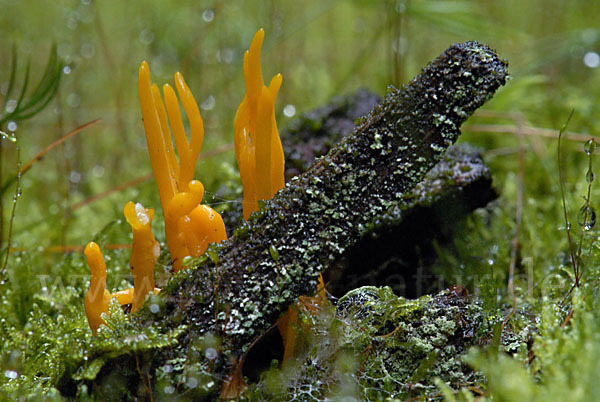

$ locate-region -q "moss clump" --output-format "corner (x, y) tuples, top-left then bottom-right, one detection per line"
(247, 286), (513, 400)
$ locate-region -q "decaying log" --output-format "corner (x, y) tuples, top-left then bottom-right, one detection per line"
(90, 41), (508, 397)
(277, 89), (497, 298)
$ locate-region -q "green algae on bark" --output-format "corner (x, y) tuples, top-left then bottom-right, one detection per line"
(88, 41), (508, 398)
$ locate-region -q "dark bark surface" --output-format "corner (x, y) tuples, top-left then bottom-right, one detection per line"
(327, 143), (498, 298)
(89, 41), (508, 398)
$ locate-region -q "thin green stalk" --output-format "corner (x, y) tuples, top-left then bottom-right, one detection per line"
(0, 138), (20, 285)
(557, 109), (577, 286)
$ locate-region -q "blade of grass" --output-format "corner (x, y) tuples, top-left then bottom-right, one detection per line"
(0, 142), (20, 285)
(2, 45), (62, 123)
(1, 45), (18, 114)
(557, 110), (577, 286)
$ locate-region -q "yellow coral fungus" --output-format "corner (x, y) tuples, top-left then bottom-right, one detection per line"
(123, 201), (161, 312)
(84, 242), (113, 335)
(234, 28), (285, 220)
(138, 63), (226, 271)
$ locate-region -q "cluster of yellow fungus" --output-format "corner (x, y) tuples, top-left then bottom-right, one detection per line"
(84, 201), (162, 334)
(84, 62), (228, 332)
(234, 28), (285, 220)
(84, 28), (327, 351)
(138, 62), (228, 272)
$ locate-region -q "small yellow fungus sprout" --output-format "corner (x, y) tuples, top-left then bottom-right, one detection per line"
(138, 62), (227, 271)
(234, 28), (285, 220)
(84, 202), (163, 333)
(123, 201), (161, 312)
(83, 242), (114, 335)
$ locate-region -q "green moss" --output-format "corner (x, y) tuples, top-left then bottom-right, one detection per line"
(247, 286), (510, 400)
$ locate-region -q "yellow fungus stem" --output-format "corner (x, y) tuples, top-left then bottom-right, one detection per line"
(84, 242), (112, 335)
(123, 201), (160, 312)
(138, 61), (177, 210)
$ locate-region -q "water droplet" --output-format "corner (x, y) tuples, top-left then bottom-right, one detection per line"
(578, 205), (596, 231)
(584, 139), (597, 155)
(6, 121), (17, 132)
(200, 95), (215, 111)
(269, 245), (279, 262)
(186, 376), (198, 388)
(92, 165), (105, 177)
(4, 370), (17, 379)
(216, 48), (234, 64)
(182, 256), (194, 267)
(80, 43), (95, 59)
(0, 131), (17, 143)
(5, 100), (17, 114)
(202, 9), (215, 22)
(67, 93), (81, 108)
(392, 36), (408, 55)
(395, 1), (406, 13)
(63, 65), (72, 75)
(67, 16), (78, 30)
(283, 104), (296, 117)
(49, 204), (60, 215)
(149, 304), (160, 313)
(69, 171), (82, 184)
(134, 202), (150, 225)
(583, 51), (600, 68)
(163, 385), (175, 394)
(205, 347), (218, 360)
(587, 169), (595, 183)
(139, 29), (154, 45)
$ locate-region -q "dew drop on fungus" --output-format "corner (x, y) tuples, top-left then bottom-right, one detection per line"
(578, 205), (596, 231)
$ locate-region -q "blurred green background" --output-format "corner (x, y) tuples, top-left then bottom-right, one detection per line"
(1, 0), (599, 264)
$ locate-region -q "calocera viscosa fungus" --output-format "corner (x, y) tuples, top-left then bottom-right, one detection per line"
(234, 28), (285, 220)
(123, 201), (161, 312)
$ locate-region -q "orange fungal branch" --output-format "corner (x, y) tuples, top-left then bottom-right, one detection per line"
(234, 28), (285, 220)
(123, 201), (161, 312)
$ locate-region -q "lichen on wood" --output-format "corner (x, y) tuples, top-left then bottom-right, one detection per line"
(86, 41), (508, 398)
